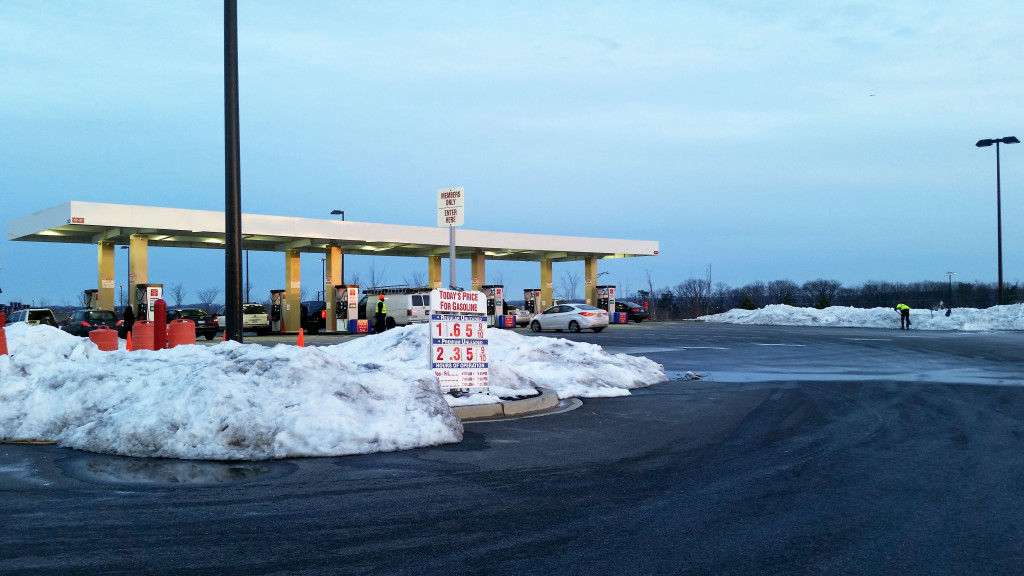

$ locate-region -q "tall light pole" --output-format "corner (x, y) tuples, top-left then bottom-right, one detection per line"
(331, 210), (345, 285)
(946, 271), (956, 314)
(976, 136), (1019, 305)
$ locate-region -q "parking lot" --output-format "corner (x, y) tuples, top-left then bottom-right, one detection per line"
(3, 322), (1024, 574)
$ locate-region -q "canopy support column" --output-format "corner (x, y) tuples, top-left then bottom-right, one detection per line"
(325, 246), (341, 332)
(285, 250), (301, 333)
(97, 241), (115, 311)
(540, 260), (553, 310)
(471, 252), (485, 292)
(585, 257), (598, 305)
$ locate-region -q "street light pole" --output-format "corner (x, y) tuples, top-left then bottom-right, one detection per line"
(976, 136), (1019, 305)
(946, 271), (956, 314)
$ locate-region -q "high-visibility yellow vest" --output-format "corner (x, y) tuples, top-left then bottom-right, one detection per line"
(376, 300), (386, 314)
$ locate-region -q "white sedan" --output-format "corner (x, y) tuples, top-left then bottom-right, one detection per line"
(530, 303), (609, 333)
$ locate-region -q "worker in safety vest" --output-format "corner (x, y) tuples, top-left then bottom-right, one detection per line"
(374, 295), (387, 333)
(894, 303), (911, 329)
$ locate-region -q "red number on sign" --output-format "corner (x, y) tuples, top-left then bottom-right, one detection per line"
(452, 348), (461, 361)
(453, 324), (460, 337)
(480, 347), (487, 362)
(466, 324), (473, 338)
(466, 348), (474, 361)
(436, 347), (443, 361)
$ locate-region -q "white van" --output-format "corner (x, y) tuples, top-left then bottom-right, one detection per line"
(359, 288), (431, 330)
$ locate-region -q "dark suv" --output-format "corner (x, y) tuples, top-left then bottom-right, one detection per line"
(62, 309), (122, 336)
(615, 301), (649, 323)
(300, 300), (327, 335)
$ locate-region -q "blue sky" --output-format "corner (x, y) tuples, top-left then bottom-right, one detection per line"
(3, 1), (1023, 306)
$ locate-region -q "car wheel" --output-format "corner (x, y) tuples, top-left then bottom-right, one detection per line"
(568, 321), (580, 333)
(634, 318), (643, 323)
(205, 333), (215, 340)
(385, 317), (397, 330)
(593, 327), (605, 332)
(530, 320), (542, 332)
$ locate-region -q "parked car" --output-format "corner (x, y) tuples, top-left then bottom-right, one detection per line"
(61, 309), (122, 336)
(615, 301), (650, 323)
(503, 301), (532, 327)
(168, 308), (220, 340)
(216, 303), (270, 335)
(530, 303), (608, 333)
(300, 300), (327, 335)
(5, 308), (59, 327)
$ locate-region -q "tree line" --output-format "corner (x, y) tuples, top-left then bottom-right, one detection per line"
(620, 276), (1023, 321)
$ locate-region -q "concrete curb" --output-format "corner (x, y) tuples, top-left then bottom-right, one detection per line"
(452, 387), (560, 421)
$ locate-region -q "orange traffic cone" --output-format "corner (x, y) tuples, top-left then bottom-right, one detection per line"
(222, 329), (227, 342)
(297, 328), (305, 347)
(126, 331), (133, 352)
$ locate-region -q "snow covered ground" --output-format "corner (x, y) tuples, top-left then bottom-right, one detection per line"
(699, 303), (1024, 331)
(0, 323), (665, 461)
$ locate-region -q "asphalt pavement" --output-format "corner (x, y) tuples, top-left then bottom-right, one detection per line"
(3, 322), (1024, 575)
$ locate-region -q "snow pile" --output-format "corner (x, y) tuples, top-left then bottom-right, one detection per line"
(339, 325), (666, 403)
(0, 323), (666, 460)
(699, 304), (1024, 331)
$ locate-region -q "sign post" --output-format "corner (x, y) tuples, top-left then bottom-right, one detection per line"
(437, 187), (464, 289)
(429, 288), (489, 395)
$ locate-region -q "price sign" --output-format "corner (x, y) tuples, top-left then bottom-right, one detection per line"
(430, 289), (489, 394)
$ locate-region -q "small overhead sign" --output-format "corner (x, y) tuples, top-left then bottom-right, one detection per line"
(437, 187), (464, 227)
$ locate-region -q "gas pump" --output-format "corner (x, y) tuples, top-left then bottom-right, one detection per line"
(135, 284), (164, 321)
(270, 290), (285, 333)
(334, 285), (359, 331)
(83, 289), (100, 310)
(524, 289), (541, 314)
(597, 285), (616, 314)
(481, 285), (504, 326)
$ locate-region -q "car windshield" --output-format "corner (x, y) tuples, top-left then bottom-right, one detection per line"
(86, 311), (116, 321)
(243, 304), (266, 314)
(573, 304), (601, 311)
(177, 309), (206, 318)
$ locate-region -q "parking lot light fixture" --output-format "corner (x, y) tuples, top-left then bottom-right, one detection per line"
(976, 136), (1019, 305)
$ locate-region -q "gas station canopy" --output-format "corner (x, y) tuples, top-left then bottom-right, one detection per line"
(8, 201), (659, 261)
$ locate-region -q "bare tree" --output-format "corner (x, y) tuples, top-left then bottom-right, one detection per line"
(766, 279), (799, 305)
(559, 270), (581, 301)
(618, 276), (633, 302)
(739, 281), (767, 308)
(801, 279), (842, 309)
(489, 270), (504, 287)
(168, 283), (187, 308)
(366, 258), (387, 288)
(195, 287), (221, 313)
(674, 277), (711, 317)
(645, 266), (656, 320)
(404, 270), (427, 288)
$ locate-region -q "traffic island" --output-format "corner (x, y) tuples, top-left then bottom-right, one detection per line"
(452, 387), (560, 421)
